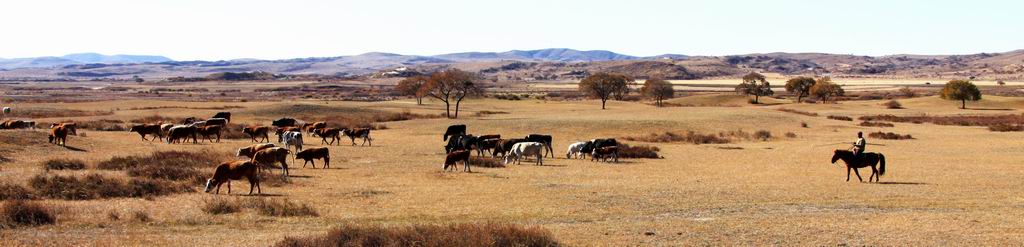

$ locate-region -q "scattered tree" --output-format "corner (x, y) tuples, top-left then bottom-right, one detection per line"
(735, 72), (773, 104)
(997, 80), (1006, 86)
(423, 69), (484, 118)
(810, 77), (844, 103)
(395, 75), (429, 105)
(641, 77), (675, 107)
(940, 79), (981, 109)
(579, 72), (633, 109)
(784, 76), (816, 103)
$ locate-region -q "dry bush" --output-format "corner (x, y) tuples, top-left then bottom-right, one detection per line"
(474, 110), (510, 117)
(244, 198), (319, 217)
(988, 124), (1024, 132)
(96, 150), (229, 184)
(0, 183), (34, 200)
(132, 211), (151, 222)
(201, 197), (242, 215)
(868, 132), (914, 140)
(275, 223), (559, 247)
(859, 121), (895, 127)
(622, 131), (730, 144)
(219, 123), (251, 139)
(28, 173), (190, 200)
(859, 114), (1024, 127)
(617, 144), (661, 159)
(470, 156), (505, 168)
(41, 158), (87, 171)
(801, 122), (808, 128)
(753, 130), (772, 141)
(0, 200), (55, 228)
(776, 108), (819, 117)
(827, 115), (853, 121)
(883, 100), (903, 109)
(4, 108), (112, 119)
(784, 132), (797, 138)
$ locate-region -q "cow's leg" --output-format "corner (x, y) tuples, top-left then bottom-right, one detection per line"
(227, 181), (232, 194)
(324, 157), (329, 169)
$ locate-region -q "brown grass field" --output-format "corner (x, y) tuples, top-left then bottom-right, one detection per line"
(3, 81), (1024, 246)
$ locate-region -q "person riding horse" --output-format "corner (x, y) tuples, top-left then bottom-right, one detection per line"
(852, 132), (866, 161)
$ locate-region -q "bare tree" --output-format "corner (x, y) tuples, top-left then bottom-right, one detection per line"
(579, 72), (633, 109)
(424, 69), (483, 118)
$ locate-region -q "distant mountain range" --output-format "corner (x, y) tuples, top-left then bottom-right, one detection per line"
(0, 49), (1021, 80)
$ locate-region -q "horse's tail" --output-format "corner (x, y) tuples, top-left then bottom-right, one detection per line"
(878, 154), (886, 176)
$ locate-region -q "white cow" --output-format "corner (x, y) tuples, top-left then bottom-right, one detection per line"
(505, 142), (545, 166)
(281, 131), (304, 152)
(566, 141), (588, 159)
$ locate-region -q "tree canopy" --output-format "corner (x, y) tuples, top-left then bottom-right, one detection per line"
(784, 76), (816, 103)
(735, 72), (773, 104)
(809, 77), (844, 103)
(940, 79), (981, 109)
(395, 75), (429, 105)
(579, 72), (633, 109)
(641, 77), (675, 107)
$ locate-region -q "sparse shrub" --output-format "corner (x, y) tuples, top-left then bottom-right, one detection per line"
(784, 132), (797, 138)
(988, 123), (1024, 132)
(777, 108), (819, 117)
(132, 211), (151, 222)
(274, 223), (559, 247)
(474, 110), (510, 117)
(860, 121), (894, 127)
(41, 158), (87, 171)
(884, 100), (903, 109)
(469, 156), (505, 168)
(868, 131), (914, 140)
(622, 131), (730, 144)
(97, 150), (228, 184)
(0, 200), (55, 228)
(898, 86), (916, 98)
(801, 122), (809, 128)
(753, 130), (772, 141)
(28, 173), (189, 200)
(202, 197), (242, 215)
(107, 211), (121, 221)
(245, 198), (319, 217)
(0, 183), (34, 200)
(617, 144), (661, 159)
(827, 115), (853, 121)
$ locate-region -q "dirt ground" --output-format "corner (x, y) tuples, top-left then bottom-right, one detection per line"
(2, 91), (1024, 246)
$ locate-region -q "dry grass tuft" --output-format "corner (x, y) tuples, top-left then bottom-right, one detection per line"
(623, 131), (729, 144)
(859, 121), (895, 127)
(618, 144), (661, 159)
(470, 156), (506, 168)
(883, 100), (903, 109)
(5, 108), (112, 118)
(988, 123), (1024, 132)
(97, 150), (230, 184)
(0, 183), (35, 200)
(41, 158), (87, 171)
(132, 211), (151, 222)
(784, 132), (797, 138)
(245, 198), (319, 217)
(274, 222), (559, 247)
(0, 200), (55, 228)
(868, 131), (914, 140)
(28, 173), (190, 200)
(827, 115), (853, 121)
(474, 110), (511, 117)
(776, 108), (819, 117)
(201, 197), (242, 215)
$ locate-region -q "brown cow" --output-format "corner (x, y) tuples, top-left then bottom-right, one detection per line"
(304, 122), (327, 137)
(128, 124), (163, 141)
(204, 160), (260, 195)
(50, 122), (77, 135)
(251, 147), (291, 177)
(315, 128), (342, 145)
(48, 125), (70, 147)
(342, 128), (372, 146)
(295, 147), (330, 169)
(166, 125), (198, 144)
(198, 125), (222, 143)
(242, 126), (271, 143)
(477, 138), (501, 157)
(237, 143), (277, 158)
(444, 150), (472, 172)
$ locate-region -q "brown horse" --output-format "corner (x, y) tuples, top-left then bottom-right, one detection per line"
(831, 149), (886, 182)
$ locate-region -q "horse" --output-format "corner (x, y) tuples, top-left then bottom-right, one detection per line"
(830, 149), (886, 182)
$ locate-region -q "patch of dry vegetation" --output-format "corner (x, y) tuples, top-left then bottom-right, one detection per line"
(776, 108), (819, 117)
(618, 144), (661, 159)
(623, 129), (778, 144)
(4, 108), (112, 119)
(868, 131), (914, 140)
(245, 198), (319, 217)
(470, 156), (505, 168)
(29, 173), (189, 200)
(860, 114), (1024, 130)
(0, 183), (34, 200)
(0, 200), (55, 229)
(275, 223), (559, 247)
(827, 115), (853, 121)
(988, 123), (1024, 132)
(96, 150), (230, 184)
(41, 158), (87, 171)
(859, 121), (895, 127)
(253, 104), (440, 129)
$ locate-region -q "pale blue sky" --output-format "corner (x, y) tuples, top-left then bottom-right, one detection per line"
(0, 0), (1020, 60)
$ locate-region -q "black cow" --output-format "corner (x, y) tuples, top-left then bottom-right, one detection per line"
(182, 117), (202, 125)
(443, 124), (466, 141)
(492, 138), (525, 157)
(212, 112), (231, 122)
(525, 134), (554, 158)
(204, 118), (228, 127)
(580, 138), (617, 159)
(272, 118), (298, 127)
(445, 134), (478, 154)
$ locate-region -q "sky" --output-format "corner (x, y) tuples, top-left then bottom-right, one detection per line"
(0, 0), (1021, 61)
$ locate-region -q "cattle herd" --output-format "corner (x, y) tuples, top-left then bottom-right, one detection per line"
(3, 112), (629, 196)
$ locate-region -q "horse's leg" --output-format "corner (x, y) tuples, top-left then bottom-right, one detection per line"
(853, 168), (864, 182)
(846, 167), (851, 182)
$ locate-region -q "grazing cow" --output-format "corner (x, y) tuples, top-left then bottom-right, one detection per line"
(48, 126), (70, 147)
(444, 150), (472, 172)
(505, 142), (545, 166)
(581, 138), (617, 159)
(272, 118), (299, 127)
(204, 160), (260, 195)
(2, 107), (9, 115)
(342, 128), (372, 146)
(445, 134), (477, 153)
(128, 124), (163, 141)
(275, 127), (302, 142)
(476, 138), (501, 157)
(198, 125), (222, 143)
(492, 138), (525, 157)
(281, 131), (303, 152)
(242, 126), (271, 143)
(315, 128), (342, 145)
(237, 143), (277, 158)
(50, 122), (77, 135)
(203, 118), (228, 127)
(566, 141), (588, 159)
(304, 122), (327, 137)
(182, 117), (201, 125)
(591, 146), (619, 163)
(443, 124), (466, 141)
(160, 123), (175, 136)
(252, 147), (291, 177)
(525, 134), (554, 158)
(211, 112), (231, 123)
(2, 120), (33, 129)
(295, 147), (330, 169)
(166, 125), (198, 144)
